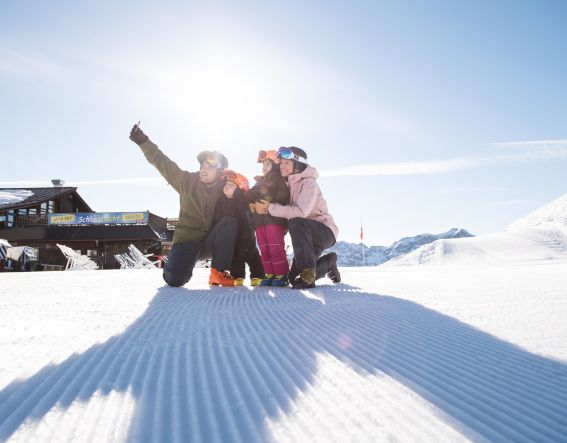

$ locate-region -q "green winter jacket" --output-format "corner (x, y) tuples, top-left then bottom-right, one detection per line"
(139, 139), (223, 243)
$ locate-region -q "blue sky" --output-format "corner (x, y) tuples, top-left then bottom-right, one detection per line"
(1, 0), (567, 245)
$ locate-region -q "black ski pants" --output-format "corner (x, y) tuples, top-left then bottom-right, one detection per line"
(163, 216), (238, 287)
(231, 242), (265, 280)
(288, 217), (336, 278)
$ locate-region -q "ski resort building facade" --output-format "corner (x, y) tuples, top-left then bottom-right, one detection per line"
(0, 184), (174, 270)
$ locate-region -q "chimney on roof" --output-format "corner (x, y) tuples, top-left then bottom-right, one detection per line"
(51, 179), (65, 187)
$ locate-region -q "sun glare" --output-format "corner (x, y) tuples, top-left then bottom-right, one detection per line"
(153, 48), (287, 137)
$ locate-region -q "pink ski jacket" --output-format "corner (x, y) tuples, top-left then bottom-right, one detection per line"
(268, 166), (339, 239)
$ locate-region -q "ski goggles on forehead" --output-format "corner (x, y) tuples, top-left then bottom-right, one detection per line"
(203, 157), (223, 169)
(222, 169), (239, 181)
(257, 149), (278, 163)
(277, 146), (307, 164)
(221, 169), (249, 190)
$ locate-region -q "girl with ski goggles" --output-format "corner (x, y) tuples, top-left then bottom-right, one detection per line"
(276, 146), (308, 164)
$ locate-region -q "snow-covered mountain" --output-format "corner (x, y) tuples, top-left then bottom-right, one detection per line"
(327, 228), (473, 266)
(388, 193), (567, 266)
(388, 228), (473, 257)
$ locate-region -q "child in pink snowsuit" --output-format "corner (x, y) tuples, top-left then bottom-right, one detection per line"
(247, 150), (291, 286)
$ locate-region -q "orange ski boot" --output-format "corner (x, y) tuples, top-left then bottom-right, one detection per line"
(209, 268), (235, 287)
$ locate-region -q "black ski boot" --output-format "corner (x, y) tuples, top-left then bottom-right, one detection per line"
(316, 252), (341, 283)
(288, 260), (299, 283)
(326, 252), (341, 283)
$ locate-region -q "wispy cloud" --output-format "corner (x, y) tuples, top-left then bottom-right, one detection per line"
(319, 158), (482, 177)
(3, 139), (566, 186)
(437, 185), (508, 195)
(492, 139), (567, 160)
(69, 178), (163, 186)
(0, 178), (163, 188)
(319, 138), (567, 178)
(491, 199), (536, 207)
(0, 181), (53, 187)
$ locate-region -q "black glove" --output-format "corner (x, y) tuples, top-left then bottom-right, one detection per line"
(129, 124), (149, 145)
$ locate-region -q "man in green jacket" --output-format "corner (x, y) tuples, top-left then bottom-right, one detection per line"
(129, 124), (238, 287)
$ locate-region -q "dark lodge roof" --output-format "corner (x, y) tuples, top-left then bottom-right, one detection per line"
(0, 187), (93, 212)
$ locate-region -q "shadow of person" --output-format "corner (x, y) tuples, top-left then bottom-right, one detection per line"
(1, 284), (566, 442)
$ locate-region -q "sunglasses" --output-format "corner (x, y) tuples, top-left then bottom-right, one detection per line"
(277, 146), (307, 164)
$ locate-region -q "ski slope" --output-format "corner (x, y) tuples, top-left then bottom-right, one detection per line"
(1, 264), (566, 442)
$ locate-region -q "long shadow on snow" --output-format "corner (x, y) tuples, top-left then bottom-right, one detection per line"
(1, 284), (566, 442)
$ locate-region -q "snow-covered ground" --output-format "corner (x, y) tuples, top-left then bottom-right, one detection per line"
(1, 263), (566, 442)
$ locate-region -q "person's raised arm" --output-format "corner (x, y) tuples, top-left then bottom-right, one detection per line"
(129, 124), (187, 193)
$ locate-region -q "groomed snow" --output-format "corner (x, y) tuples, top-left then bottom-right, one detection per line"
(1, 264), (566, 442)
(0, 190), (33, 206)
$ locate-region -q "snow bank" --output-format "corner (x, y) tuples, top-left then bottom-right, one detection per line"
(0, 190), (34, 206)
(507, 193), (567, 234)
(0, 239), (12, 248)
(506, 192), (567, 252)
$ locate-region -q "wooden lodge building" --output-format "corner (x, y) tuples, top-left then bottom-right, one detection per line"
(0, 183), (174, 270)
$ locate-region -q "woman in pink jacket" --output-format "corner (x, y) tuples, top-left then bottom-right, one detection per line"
(254, 146), (341, 289)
